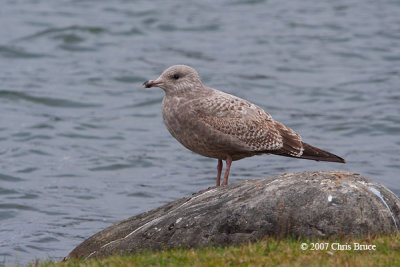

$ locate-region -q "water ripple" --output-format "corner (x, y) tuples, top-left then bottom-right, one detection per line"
(0, 45), (50, 59)
(17, 25), (108, 42)
(130, 97), (163, 108)
(165, 47), (215, 61)
(0, 174), (24, 182)
(0, 90), (101, 108)
(158, 24), (219, 32)
(0, 203), (37, 211)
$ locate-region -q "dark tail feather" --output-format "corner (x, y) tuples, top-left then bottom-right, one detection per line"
(300, 142), (345, 163)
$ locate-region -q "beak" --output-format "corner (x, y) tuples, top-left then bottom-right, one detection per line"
(142, 80), (152, 88)
(142, 79), (161, 88)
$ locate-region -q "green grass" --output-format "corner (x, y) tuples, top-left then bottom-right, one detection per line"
(31, 234), (400, 267)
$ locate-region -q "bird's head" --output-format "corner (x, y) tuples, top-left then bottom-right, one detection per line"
(143, 65), (202, 94)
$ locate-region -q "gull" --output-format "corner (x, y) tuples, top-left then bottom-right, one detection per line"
(143, 65), (345, 187)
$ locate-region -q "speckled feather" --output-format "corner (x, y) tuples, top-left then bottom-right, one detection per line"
(194, 90), (287, 152)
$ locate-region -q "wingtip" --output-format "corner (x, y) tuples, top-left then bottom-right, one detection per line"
(300, 142), (346, 163)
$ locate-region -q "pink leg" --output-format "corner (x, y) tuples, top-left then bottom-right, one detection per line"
(216, 159), (223, 186)
(222, 155), (232, 186)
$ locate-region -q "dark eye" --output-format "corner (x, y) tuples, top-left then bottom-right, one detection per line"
(173, 73), (180, 80)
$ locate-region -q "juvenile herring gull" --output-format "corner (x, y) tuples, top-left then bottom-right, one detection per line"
(143, 65), (345, 187)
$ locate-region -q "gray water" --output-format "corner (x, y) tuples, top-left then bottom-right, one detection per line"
(1, 0), (400, 265)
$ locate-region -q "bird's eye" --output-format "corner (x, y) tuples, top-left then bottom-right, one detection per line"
(173, 74), (180, 80)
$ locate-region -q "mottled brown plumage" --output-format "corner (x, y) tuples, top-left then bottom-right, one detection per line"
(143, 65), (345, 187)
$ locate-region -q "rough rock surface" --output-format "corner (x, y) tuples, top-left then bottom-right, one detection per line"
(67, 171), (400, 260)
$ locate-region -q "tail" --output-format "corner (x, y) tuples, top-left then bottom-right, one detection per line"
(300, 142), (345, 163)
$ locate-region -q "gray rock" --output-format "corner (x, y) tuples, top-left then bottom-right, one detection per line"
(66, 171), (400, 260)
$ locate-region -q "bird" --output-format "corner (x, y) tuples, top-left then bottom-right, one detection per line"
(143, 65), (345, 187)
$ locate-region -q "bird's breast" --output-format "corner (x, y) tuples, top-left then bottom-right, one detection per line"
(162, 96), (200, 146)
